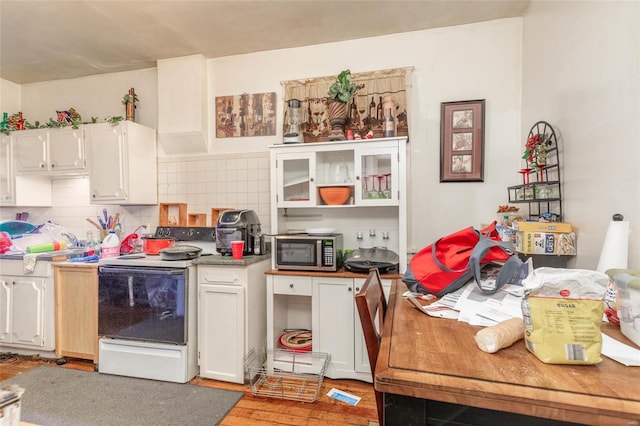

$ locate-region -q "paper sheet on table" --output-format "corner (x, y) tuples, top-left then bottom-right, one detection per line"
(454, 282), (524, 326)
(601, 333), (640, 366)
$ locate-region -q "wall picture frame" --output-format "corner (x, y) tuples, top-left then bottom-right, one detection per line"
(440, 99), (485, 182)
(215, 92), (277, 138)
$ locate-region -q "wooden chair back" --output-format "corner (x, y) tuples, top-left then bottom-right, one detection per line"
(355, 268), (387, 425)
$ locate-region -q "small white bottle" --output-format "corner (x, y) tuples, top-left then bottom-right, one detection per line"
(100, 230), (120, 258)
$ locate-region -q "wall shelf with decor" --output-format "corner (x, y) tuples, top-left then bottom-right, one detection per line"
(507, 121), (562, 222)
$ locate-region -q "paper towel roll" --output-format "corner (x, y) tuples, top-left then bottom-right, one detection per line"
(597, 215), (630, 273)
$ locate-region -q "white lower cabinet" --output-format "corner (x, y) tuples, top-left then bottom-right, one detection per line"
(312, 277), (356, 378)
(0, 260), (55, 355)
(198, 260), (269, 384)
(266, 273), (391, 383)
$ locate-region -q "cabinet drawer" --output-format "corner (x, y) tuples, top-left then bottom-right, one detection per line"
(273, 276), (312, 296)
(199, 267), (247, 286)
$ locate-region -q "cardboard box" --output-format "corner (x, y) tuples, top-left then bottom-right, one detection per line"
(516, 231), (576, 255)
(515, 221), (573, 233)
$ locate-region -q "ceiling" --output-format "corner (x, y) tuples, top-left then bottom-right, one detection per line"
(0, 0), (530, 85)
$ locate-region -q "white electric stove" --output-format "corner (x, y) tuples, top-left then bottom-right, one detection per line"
(97, 226), (216, 383)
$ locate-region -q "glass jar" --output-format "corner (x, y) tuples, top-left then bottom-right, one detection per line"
(535, 184), (552, 199)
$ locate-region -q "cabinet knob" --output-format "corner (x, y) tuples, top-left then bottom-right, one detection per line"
(51, 163), (56, 168)
(289, 283), (294, 288)
(348, 287), (352, 292)
(39, 163), (45, 169)
(355, 287), (360, 292)
(310, 177), (314, 182)
(356, 175), (360, 180)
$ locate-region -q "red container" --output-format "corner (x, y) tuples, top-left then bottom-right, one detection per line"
(142, 237), (175, 255)
(0, 231), (12, 254)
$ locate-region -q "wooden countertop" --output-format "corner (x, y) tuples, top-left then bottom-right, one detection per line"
(375, 281), (640, 425)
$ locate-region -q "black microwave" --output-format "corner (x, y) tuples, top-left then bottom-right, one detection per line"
(273, 234), (343, 272)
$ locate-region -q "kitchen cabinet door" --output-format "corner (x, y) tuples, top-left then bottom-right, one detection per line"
(0, 135), (14, 204)
(0, 260), (55, 356)
(48, 127), (86, 173)
(198, 261), (269, 384)
(11, 127), (86, 175)
(0, 275), (46, 347)
(312, 276), (355, 378)
(0, 132), (61, 207)
(0, 277), (11, 342)
(13, 129), (47, 173)
(274, 152), (317, 207)
(54, 264), (98, 363)
(354, 145), (399, 206)
(85, 122), (157, 205)
(86, 123), (126, 201)
(199, 284), (245, 383)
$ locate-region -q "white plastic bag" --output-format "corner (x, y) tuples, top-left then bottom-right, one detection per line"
(10, 222), (73, 252)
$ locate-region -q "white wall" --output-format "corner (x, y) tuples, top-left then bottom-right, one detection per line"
(522, 1), (640, 269)
(19, 69), (158, 130)
(0, 79), (21, 113)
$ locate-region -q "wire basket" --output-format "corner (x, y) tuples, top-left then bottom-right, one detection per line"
(244, 348), (330, 403)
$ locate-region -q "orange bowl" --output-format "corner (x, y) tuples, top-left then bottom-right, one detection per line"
(319, 186), (351, 205)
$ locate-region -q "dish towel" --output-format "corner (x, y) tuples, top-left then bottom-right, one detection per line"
(23, 253), (38, 273)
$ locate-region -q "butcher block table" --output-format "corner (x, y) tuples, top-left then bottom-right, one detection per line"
(375, 281), (640, 425)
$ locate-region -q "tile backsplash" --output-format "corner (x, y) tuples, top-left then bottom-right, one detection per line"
(0, 151), (271, 243)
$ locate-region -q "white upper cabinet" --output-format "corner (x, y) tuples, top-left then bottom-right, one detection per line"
(275, 152), (317, 208)
(271, 138), (404, 208)
(85, 121), (157, 205)
(13, 127), (86, 175)
(0, 133), (52, 207)
(48, 127), (85, 173)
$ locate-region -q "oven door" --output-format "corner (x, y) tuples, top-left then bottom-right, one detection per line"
(275, 237), (321, 270)
(98, 265), (188, 344)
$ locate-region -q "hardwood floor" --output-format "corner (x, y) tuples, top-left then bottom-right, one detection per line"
(0, 355), (378, 425)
